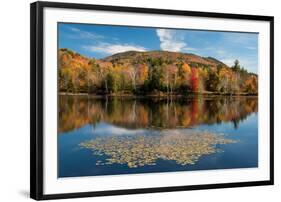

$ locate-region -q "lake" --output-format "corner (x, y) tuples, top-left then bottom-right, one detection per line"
(58, 95), (258, 177)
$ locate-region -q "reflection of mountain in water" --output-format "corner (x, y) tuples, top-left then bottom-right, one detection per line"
(58, 95), (258, 133)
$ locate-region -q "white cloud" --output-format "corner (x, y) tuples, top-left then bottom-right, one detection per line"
(216, 49), (226, 56)
(68, 27), (104, 40)
(156, 29), (194, 52)
(221, 58), (235, 67)
(183, 47), (197, 52)
(94, 123), (146, 136)
(84, 42), (147, 55)
(245, 46), (257, 50)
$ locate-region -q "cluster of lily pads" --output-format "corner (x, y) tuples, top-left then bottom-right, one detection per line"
(80, 130), (237, 168)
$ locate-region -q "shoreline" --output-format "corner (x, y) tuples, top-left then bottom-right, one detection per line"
(58, 92), (258, 98)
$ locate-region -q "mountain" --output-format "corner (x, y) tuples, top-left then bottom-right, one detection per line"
(103, 50), (228, 69)
(58, 48), (258, 95)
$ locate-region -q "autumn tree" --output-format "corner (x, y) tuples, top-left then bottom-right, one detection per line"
(178, 62), (191, 92)
(163, 64), (178, 94)
(190, 67), (199, 92)
(94, 62), (112, 93)
(205, 69), (219, 92)
(217, 67), (231, 93)
(128, 64), (137, 91)
(87, 59), (100, 93)
(198, 67), (208, 92)
(145, 65), (164, 92)
(107, 72), (119, 93)
(136, 64), (148, 86)
(244, 75), (258, 94)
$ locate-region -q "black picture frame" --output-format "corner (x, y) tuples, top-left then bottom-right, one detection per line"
(30, 1), (274, 200)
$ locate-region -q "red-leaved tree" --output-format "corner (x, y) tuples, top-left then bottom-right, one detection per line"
(191, 67), (199, 92)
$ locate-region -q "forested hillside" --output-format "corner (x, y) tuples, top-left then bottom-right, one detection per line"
(58, 48), (258, 95)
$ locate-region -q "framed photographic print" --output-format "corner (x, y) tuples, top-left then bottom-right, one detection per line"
(30, 1), (274, 200)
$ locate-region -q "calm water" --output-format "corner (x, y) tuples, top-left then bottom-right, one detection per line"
(58, 95), (258, 177)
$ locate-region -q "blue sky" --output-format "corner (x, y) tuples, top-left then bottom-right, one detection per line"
(59, 23), (258, 74)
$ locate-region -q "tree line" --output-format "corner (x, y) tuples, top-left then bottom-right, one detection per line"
(58, 49), (258, 95)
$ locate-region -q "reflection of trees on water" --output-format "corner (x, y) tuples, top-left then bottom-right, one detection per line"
(58, 95), (258, 133)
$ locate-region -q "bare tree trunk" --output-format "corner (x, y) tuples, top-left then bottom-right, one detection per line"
(133, 77), (136, 90)
(130, 69), (137, 91)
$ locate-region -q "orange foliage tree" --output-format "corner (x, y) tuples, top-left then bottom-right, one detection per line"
(191, 67), (199, 92)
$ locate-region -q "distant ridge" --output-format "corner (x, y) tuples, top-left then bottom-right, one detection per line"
(103, 50), (228, 69)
